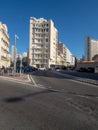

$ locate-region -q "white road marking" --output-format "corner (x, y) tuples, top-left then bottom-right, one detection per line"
(29, 75), (38, 86)
(30, 75), (46, 89)
(0, 76), (46, 89)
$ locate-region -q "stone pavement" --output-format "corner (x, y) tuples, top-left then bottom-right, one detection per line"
(0, 72), (31, 83)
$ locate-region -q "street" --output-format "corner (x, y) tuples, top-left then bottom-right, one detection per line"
(0, 70), (98, 130)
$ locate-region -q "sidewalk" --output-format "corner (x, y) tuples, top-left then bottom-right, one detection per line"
(0, 72), (30, 82)
(52, 70), (98, 86)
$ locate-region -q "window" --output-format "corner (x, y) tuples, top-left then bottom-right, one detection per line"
(45, 34), (48, 37)
(33, 39), (35, 42)
(41, 44), (43, 47)
(46, 24), (49, 27)
(46, 29), (48, 32)
(45, 44), (48, 48)
(36, 24), (38, 27)
(46, 55), (48, 58)
(38, 39), (40, 42)
(46, 60), (48, 63)
(32, 28), (35, 33)
(41, 34), (43, 37)
(46, 39), (48, 42)
(38, 29), (40, 32)
(38, 34), (40, 37)
(46, 50), (48, 52)
(38, 24), (41, 27)
(36, 28), (38, 32)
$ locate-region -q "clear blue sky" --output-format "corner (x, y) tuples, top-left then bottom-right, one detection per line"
(0, 0), (98, 58)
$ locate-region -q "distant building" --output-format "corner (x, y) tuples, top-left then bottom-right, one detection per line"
(22, 52), (27, 58)
(76, 60), (98, 73)
(92, 54), (98, 62)
(58, 42), (67, 65)
(57, 49), (65, 65)
(85, 36), (98, 61)
(29, 17), (58, 68)
(0, 22), (10, 68)
(21, 52), (28, 66)
(58, 42), (75, 66)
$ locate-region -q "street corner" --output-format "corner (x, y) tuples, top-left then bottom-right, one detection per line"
(0, 73), (31, 83)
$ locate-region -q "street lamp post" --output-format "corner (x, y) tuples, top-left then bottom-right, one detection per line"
(14, 34), (19, 73)
(20, 55), (22, 76)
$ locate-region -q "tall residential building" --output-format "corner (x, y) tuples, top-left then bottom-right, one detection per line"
(58, 42), (66, 64)
(85, 36), (98, 61)
(58, 42), (75, 66)
(29, 17), (58, 68)
(66, 48), (75, 66)
(0, 22), (10, 68)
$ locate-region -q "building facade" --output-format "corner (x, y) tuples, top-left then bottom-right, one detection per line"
(0, 22), (10, 68)
(66, 48), (75, 66)
(58, 42), (67, 65)
(85, 36), (98, 61)
(57, 49), (65, 65)
(58, 42), (75, 66)
(29, 17), (58, 68)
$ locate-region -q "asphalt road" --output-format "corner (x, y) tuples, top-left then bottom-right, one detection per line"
(0, 70), (98, 130)
(59, 70), (98, 80)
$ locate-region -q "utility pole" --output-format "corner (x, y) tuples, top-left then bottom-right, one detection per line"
(20, 55), (22, 76)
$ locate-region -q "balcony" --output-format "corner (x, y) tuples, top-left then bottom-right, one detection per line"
(1, 55), (10, 61)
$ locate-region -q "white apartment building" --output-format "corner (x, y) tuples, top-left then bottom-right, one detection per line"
(0, 22), (10, 68)
(85, 36), (98, 60)
(57, 50), (65, 65)
(29, 17), (58, 68)
(58, 42), (75, 66)
(58, 42), (67, 66)
(66, 48), (75, 66)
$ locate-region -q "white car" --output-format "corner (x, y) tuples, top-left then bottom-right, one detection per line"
(39, 67), (46, 70)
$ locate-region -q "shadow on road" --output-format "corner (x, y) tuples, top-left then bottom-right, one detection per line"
(3, 89), (55, 103)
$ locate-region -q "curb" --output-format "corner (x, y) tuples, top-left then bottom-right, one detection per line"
(52, 71), (98, 86)
(0, 74), (30, 83)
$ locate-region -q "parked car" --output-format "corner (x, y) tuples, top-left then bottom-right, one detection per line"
(38, 67), (46, 70)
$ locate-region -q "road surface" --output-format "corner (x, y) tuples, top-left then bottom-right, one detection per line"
(0, 70), (98, 130)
